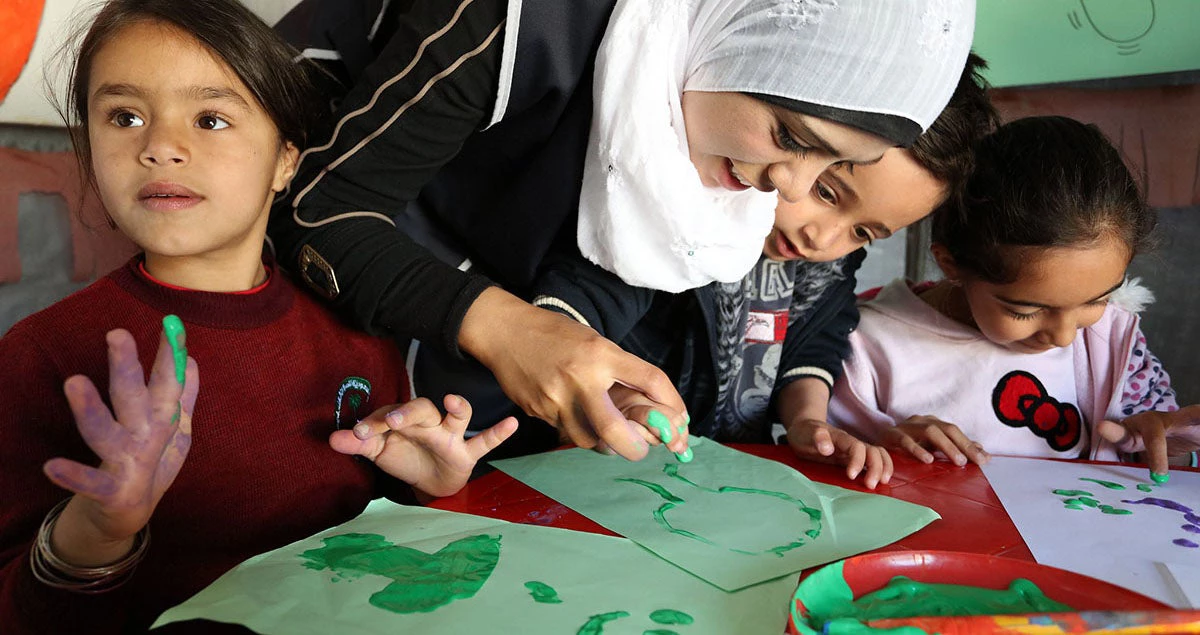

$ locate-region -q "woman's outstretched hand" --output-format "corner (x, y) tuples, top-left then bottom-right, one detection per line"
(43, 324), (199, 566)
(459, 287), (688, 461)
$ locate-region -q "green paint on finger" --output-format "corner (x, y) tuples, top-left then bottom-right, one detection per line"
(675, 447), (693, 463)
(524, 580), (562, 604)
(1079, 477), (1125, 490)
(649, 609), (694, 625)
(1151, 472), (1170, 484)
(647, 410), (672, 443)
(162, 315), (187, 385)
(577, 611), (630, 635)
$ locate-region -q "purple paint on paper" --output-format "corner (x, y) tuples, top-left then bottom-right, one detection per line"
(1122, 498), (1200, 548)
(1122, 497), (1191, 514)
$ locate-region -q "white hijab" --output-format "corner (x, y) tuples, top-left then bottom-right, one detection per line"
(577, 0), (975, 292)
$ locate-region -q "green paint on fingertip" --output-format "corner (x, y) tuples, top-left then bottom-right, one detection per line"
(161, 315), (187, 385)
(675, 448), (693, 463)
(647, 410), (672, 443)
(1151, 471), (1169, 484)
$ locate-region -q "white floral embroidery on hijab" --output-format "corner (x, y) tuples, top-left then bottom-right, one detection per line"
(766, 0), (839, 29)
(919, 0), (960, 56)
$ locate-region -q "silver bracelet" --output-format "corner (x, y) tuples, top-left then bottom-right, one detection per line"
(28, 499), (149, 593)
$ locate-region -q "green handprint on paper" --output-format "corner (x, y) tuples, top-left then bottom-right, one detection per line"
(300, 533), (500, 614)
(617, 463), (822, 557)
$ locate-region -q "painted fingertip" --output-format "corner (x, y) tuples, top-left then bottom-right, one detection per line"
(675, 448), (693, 463)
(684, 413), (691, 427)
(1150, 471), (1169, 484)
(647, 410), (672, 443)
(162, 314), (187, 385)
(353, 422), (371, 440)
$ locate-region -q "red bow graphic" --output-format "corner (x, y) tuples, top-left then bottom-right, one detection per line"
(991, 370), (1082, 452)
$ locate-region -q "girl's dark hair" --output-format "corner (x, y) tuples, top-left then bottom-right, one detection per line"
(932, 116), (1156, 284)
(56, 0), (317, 187)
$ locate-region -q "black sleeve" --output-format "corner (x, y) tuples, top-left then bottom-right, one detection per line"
(531, 250), (656, 341)
(775, 250), (866, 392)
(269, 0), (506, 356)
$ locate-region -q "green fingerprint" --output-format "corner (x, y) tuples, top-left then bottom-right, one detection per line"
(1099, 505), (1133, 515)
(650, 609), (694, 625)
(1079, 478), (1125, 490)
(1052, 489), (1094, 497)
(524, 580), (562, 604)
(577, 611), (630, 635)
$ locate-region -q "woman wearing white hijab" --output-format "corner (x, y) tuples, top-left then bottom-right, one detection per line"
(272, 0), (974, 461)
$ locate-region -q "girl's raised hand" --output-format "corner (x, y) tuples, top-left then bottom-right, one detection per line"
(885, 415), (990, 467)
(42, 324), (198, 566)
(786, 420), (893, 490)
(1097, 405), (1200, 478)
(331, 394), (518, 499)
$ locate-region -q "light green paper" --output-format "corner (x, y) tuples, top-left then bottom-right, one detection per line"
(974, 0), (1200, 87)
(491, 438), (939, 592)
(152, 500), (795, 634)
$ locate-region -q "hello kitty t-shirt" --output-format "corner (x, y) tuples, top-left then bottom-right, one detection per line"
(830, 279), (1089, 459)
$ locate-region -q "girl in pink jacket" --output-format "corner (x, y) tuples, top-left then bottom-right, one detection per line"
(829, 116), (1200, 481)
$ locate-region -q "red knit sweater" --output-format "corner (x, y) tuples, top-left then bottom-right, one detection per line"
(0, 258), (407, 633)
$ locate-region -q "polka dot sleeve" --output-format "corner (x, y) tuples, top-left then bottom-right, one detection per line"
(1119, 328), (1179, 417)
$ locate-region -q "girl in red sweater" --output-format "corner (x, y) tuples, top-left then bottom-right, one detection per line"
(0, 1), (515, 631)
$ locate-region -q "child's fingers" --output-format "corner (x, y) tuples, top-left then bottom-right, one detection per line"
(924, 426), (968, 466)
(810, 425), (835, 457)
(466, 416), (519, 462)
(62, 375), (123, 460)
(830, 431), (866, 480)
(328, 429), (385, 461)
(145, 327), (187, 439)
(441, 394), (472, 434)
(878, 446), (894, 485)
(1140, 419), (1170, 478)
(43, 458), (118, 502)
(1097, 419), (1141, 451)
(884, 429), (934, 464)
(860, 447), (887, 490)
(104, 329), (150, 436)
(385, 398), (443, 432)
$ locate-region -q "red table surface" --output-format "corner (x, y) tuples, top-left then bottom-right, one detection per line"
(431, 444), (1046, 562)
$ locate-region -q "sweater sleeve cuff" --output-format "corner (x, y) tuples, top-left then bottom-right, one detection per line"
(778, 366), (835, 390)
(441, 275), (497, 359)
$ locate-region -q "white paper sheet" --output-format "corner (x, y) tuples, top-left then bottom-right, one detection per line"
(981, 457), (1200, 608)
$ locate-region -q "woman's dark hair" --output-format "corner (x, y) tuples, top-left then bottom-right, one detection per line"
(932, 115), (1156, 284)
(56, 0), (317, 188)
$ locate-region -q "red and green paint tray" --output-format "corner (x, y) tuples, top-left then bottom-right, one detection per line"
(787, 551), (1168, 635)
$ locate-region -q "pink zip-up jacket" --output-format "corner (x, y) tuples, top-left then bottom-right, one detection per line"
(829, 279), (1178, 461)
